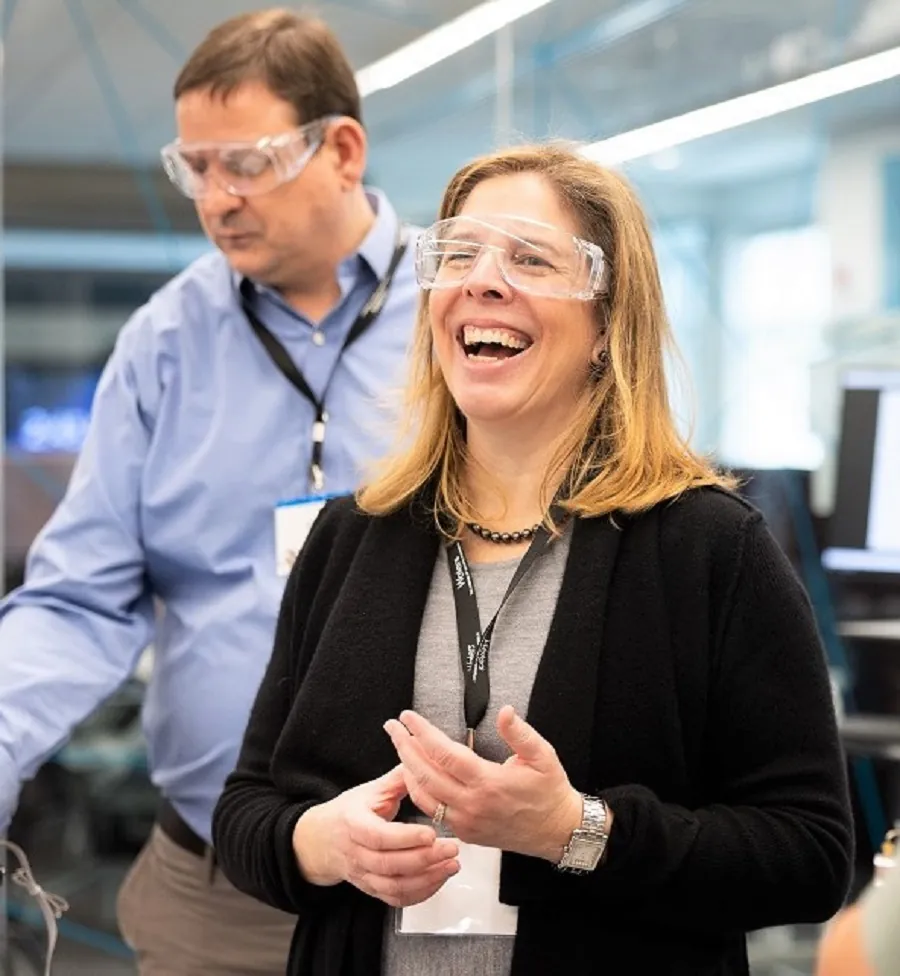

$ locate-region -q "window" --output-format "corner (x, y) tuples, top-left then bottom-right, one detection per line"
(719, 226), (831, 469)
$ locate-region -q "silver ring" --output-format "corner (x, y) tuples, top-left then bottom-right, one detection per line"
(432, 802), (447, 828)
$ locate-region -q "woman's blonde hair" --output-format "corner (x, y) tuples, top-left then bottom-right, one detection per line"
(358, 143), (735, 533)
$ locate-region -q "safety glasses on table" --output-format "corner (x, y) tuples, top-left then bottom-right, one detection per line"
(160, 116), (335, 200)
(415, 214), (608, 300)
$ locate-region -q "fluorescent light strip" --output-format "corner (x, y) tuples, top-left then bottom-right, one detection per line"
(582, 44), (900, 165)
(356, 0), (555, 98)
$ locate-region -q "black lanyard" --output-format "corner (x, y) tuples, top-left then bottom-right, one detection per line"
(240, 224), (408, 492)
(446, 521), (559, 750)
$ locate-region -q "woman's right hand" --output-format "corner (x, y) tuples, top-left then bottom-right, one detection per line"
(292, 765), (460, 907)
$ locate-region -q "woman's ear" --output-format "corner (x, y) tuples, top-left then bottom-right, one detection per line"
(590, 328), (609, 366)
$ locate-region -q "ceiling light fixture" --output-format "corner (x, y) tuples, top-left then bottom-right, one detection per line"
(356, 0), (556, 98)
(582, 44), (900, 165)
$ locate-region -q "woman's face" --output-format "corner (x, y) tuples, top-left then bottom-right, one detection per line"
(427, 173), (600, 439)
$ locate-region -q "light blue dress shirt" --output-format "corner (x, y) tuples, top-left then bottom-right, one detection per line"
(0, 190), (419, 842)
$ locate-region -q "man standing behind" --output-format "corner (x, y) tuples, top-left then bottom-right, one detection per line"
(0, 9), (417, 974)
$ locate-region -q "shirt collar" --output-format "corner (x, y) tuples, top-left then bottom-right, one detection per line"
(355, 187), (401, 281)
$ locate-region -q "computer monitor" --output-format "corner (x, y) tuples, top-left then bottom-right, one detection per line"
(823, 369), (900, 575)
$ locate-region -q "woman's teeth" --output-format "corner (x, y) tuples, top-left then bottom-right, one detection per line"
(462, 325), (531, 359)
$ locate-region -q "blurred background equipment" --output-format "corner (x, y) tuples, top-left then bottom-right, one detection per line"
(824, 368), (900, 577)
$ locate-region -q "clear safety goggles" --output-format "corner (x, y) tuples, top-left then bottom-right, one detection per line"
(160, 116), (335, 200)
(415, 214), (608, 300)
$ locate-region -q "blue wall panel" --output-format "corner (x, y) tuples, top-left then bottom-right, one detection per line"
(885, 156), (900, 310)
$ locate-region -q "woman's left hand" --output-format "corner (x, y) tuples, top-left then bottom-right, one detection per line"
(384, 705), (584, 863)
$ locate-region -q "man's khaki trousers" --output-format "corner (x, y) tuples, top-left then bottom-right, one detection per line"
(117, 826), (296, 975)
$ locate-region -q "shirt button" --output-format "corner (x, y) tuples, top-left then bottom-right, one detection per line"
(312, 331), (325, 347)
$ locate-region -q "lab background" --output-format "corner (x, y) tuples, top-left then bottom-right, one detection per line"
(2, 0), (900, 972)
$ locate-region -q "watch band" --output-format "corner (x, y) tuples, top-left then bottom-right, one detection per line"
(556, 794), (610, 873)
(581, 795), (608, 836)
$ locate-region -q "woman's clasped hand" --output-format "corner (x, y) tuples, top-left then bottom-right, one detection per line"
(293, 704), (589, 910)
(292, 764), (460, 908)
(384, 706), (586, 865)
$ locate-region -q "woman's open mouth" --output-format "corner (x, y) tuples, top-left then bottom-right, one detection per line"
(459, 324), (533, 362)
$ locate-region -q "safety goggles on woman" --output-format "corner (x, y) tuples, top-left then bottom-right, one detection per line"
(415, 214), (608, 301)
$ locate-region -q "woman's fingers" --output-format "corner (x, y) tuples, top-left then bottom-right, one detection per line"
(358, 858), (460, 908)
(496, 705), (555, 768)
(348, 810), (436, 852)
(387, 713), (483, 784)
(342, 794), (460, 907)
(385, 721), (467, 810)
(353, 837), (458, 880)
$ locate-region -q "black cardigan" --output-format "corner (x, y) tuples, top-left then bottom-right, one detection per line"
(212, 486), (853, 976)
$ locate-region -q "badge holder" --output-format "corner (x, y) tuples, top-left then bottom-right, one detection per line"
(395, 843), (518, 937)
(273, 492), (343, 578)
(394, 804), (518, 939)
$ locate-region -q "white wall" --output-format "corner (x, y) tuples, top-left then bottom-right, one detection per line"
(818, 123), (900, 322)
(809, 123), (900, 513)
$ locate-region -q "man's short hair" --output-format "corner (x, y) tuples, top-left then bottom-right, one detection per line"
(174, 8), (362, 126)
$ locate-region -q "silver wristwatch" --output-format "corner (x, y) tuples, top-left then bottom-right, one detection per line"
(556, 794), (609, 873)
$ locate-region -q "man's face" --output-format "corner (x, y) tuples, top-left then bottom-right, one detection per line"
(174, 81), (352, 288)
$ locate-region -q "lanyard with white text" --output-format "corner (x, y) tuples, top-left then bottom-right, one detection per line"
(446, 525), (556, 750)
(240, 225), (408, 492)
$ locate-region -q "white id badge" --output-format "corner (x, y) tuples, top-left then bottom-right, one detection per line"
(397, 842), (518, 937)
(273, 495), (336, 577)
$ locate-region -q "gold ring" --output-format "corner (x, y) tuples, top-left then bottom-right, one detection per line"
(432, 802), (447, 828)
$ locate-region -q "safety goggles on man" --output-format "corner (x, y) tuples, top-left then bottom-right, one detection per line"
(415, 214), (608, 300)
(160, 116), (334, 200)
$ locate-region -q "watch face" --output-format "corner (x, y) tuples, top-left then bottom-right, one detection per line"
(566, 837), (604, 871)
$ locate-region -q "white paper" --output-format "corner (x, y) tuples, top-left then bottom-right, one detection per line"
(273, 498), (327, 577)
(398, 842), (518, 937)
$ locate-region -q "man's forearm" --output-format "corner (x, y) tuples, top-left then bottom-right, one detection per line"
(0, 603), (150, 822)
